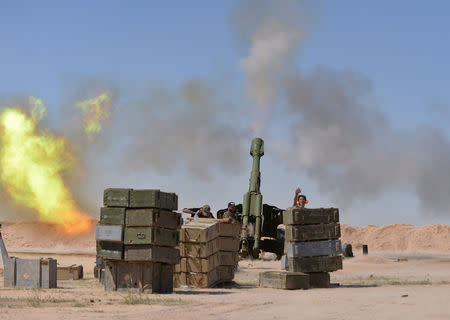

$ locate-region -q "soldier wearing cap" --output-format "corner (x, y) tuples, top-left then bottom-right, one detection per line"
(182, 205), (214, 218)
(293, 188), (308, 208)
(222, 202), (240, 223)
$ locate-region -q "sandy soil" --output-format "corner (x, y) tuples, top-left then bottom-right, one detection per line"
(0, 252), (449, 320)
(1, 222), (450, 319)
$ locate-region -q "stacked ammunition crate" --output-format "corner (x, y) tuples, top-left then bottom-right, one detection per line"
(174, 219), (240, 288)
(96, 188), (181, 293)
(283, 207), (342, 288)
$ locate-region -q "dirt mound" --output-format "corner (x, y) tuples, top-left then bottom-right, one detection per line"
(341, 223), (450, 252)
(1, 221), (450, 254)
(0, 220), (96, 253)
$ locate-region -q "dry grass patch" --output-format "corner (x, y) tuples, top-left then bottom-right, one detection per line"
(123, 292), (189, 306)
(342, 276), (433, 286)
(0, 290), (77, 308)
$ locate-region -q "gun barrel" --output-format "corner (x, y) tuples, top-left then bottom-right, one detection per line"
(241, 137), (264, 258)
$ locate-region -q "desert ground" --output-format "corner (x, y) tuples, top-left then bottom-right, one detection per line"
(1, 222), (450, 320)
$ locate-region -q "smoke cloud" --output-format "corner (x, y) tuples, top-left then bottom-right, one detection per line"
(235, 0), (450, 216)
(1, 1), (449, 224)
(105, 79), (248, 178)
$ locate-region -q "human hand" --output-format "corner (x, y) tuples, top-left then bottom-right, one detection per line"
(295, 187), (301, 194)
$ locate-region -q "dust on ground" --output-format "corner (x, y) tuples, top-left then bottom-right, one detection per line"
(1, 222), (450, 319)
(0, 252), (449, 320)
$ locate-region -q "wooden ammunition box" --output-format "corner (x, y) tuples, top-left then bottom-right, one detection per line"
(307, 272), (330, 288)
(103, 188), (131, 207)
(129, 190), (178, 210)
(217, 251), (239, 266)
(57, 265), (83, 280)
(104, 260), (173, 293)
(100, 207), (126, 225)
(126, 208), (181, 229)
(180, 223), (219, 243)
(259, 271), (310, 290)
(124, 245), (180, 264)
(286, 240), (342, 258)
(283, 207), (339, 225)
(173, 266), (233, 288)
(217, 265), (235, 281)
(285, 223), (341, 242)
(95, 225), (123, 242)
(97, 241), (124, 260)
(179, 252), (220, 273)
(179, 238), (220, 258)
(217, 222), (242, 237)
(218, 236), (240, 252)
(124, 227), (179, 247)
(288, 256), (343, 273)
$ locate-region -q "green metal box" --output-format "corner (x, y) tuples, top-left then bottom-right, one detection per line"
(124, 227), (179, 247)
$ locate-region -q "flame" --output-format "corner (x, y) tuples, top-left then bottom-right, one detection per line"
(75, 92), (111, 139)
(0, 97), (91, 234)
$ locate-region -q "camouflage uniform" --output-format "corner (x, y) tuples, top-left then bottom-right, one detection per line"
(223, 209), (239, 223)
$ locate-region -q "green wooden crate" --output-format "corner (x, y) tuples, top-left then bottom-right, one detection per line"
(124, 227), (179, 247)
(126, 208), (181, 229)
(104, 261), (173, 293)
(124, 245), (180, 264)
(307, 272), (330, 288)
(288, 256), (342, 273)
(259, 271), (310, 290)
(285, 223), (341, 242)
(129, 190), (178, 210)
(283, 207), (339, 225)
(100, 207), (126, 225)
(103, 188), (131, 207)
(97, 241), (124, 260)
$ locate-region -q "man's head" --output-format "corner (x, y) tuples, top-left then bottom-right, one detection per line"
(297, 195), (307, 207)
(201, 204), (211, 217)
(227, 202), (236, 213)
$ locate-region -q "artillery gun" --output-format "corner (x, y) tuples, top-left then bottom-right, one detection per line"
(217, 138), (284, 259)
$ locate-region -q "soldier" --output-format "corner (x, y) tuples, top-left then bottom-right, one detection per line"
(182, 204), (214, 218)
(222, 202), (240, 223)
(293, 188), (308, 208)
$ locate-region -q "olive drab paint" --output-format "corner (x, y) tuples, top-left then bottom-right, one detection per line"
(241, 137), (264, 258)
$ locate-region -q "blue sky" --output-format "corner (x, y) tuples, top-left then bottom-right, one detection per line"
(1, 1), (449, 225)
